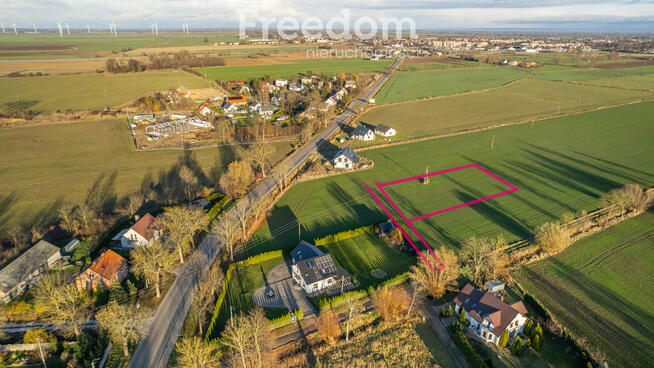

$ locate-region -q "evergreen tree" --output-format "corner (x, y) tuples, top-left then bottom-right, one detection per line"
(440, 306), (447, 317)
(531, 333), (542, 350)
(459, 307), (467, 324)
(109, 283), (128, 305)
(511, 336), (523, 356)
(523, 319), (534, 337)
(534, 322), (543, 338)
(498, 330), (509, 348)
(447, 305), (453, 317)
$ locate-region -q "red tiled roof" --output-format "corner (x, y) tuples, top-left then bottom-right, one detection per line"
(130, 213), (159, 241)
(453, 283), (525, 336)
(226, 96), (247, 104)
(89, 249), (127, 280)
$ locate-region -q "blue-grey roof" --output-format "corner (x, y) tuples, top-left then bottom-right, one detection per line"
(379, 221), (395, 233)
(352, 126), (372, 137)
(290, 241), (323, 263)
(334, 147), (359, 164)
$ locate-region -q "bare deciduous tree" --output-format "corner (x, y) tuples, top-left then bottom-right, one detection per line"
(191, 266), (224, 337)
(246, 307), (271, 368)
(174, 336), (222, 368)
(96, 300), (146, 357)
(221, 313), (252, 368)
(601, 183), (651, 218)
(344, 297), (361, 341)
(131, 240), (174, 298)
(33, 273), (91, 337)
(219, 160), (255, 198)
(408, 247), (459, 299)
(160, 206), (208, 264)
(58, 203), (78, 233)
(122, 193), (144, 217)
(179, 165), (199, 201)
(534, 222), (570, 253)
(372, 286), (410, 322)
(6, 225), (28, 250)
(234, 198), (251, 240)
(216, 217), (240, 262)
(243, 138), (273, 178)
(75, 203), (96, 234)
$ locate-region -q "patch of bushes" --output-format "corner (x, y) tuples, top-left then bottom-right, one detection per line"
(268, 308), (303, 329)
(318, 289), (368, 310)
(207, 196), (231, 219)
(240, 250), (283, 267)
(313, 225), (374, 246)
(450, 329), (487, 368)
(205, 264), (235, 339)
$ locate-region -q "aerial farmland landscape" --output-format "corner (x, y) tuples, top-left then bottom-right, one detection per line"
(0, 1), (653, 368)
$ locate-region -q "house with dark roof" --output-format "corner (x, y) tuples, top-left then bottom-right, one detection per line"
(332, 147), (359, 169)
(374, 124), (396, 137)
(290, 242), (353, 295)
(117, 213), (161, 248)
(453, 284), (528, 345)
(0, 240), (61, 303)
(75, 249), (128, 291)
(351, 126), (375, 141)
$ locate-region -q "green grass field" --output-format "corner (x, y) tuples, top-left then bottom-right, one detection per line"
(532, 65), (654, 82)
(513, 210), (654, 368)
(196, 58), (393, 81)
(374, 67), (526, 104)
(0, 33), (242, 60)
(585, 73), (654, 90)
(246, 101), (654, 255)
(404, 60), (480, 71)
(0, 71), (210, 113)
(317, 232), (416, 288)
(358, 79), (652, 139)
(0, 119), (293, 232)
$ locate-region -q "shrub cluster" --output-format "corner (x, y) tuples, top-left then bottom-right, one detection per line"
(268, 308), (303, 329)
(318, 289), (367, 310)
(207, 196), (231, 219)
(451, 329), (488, 368)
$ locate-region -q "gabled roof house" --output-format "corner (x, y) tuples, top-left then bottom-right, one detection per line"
(117, 213), (161, 249)
(75, 249), (128, 291)
(0, 240), (61, 303)
(290, 242), (353, 296)
(453, 284), (528, 346)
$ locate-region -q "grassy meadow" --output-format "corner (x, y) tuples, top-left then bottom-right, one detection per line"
(531, 65), (654, 82)
(196, 58), (393, 81)
(246, 101), (654, 255)
(374, 67), (527, 104)
(513, 210), (654, 368)
(0, 71), (210, 113)
(0, 119), (293, 232)
(585, 73), (654, 90)
(358, 79), (652, 139)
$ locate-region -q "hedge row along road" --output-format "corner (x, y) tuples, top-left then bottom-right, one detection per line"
(126, 58), (402, 368)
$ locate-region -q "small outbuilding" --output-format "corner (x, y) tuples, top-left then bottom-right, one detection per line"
(351, 126), (375, 141)
(374, 124), (396, 137)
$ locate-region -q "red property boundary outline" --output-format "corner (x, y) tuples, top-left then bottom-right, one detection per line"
(366, 163), (518, 273)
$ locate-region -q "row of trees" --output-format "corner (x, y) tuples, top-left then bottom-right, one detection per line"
(105, 50), (226, 74)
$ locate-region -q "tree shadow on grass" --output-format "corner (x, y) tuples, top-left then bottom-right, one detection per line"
(85, 171), (118, 213)
(572, 151), (654, 182)
(0, 191), (19, 234)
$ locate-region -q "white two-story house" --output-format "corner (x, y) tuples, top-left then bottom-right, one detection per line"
(117, 213), (161, 249)
(332, 147), (360, 169)
(453, 284), (528, 346)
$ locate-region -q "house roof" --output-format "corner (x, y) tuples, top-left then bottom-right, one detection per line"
(87, 249), (127, 280)
(334, 147), (359, 164)
(129, 213), (160, 241)
(375, 124), (393, 134)
(453, 284), (525, 336)
(378, 221), (395, 233)
(226, 96), (247, 104)
(290, 241), (324, 262)
(352, 126), (372, 137)
(295, 254), (351, 285)
(261, 104), (276, 112)
(0, 240), (60, 294)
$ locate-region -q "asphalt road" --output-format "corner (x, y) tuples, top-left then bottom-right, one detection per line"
(127, 57), (401, 368)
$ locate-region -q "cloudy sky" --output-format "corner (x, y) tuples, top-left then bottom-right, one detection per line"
(2, 0), (654, 32)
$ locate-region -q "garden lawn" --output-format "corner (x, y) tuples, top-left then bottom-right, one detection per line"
(358, 78), (652, 139)
(196, 58), (393, 81)
(374, 67), (526, 104)
(0, 119), (293, 232)
(208, 256), (288, 339)
(0, 71), (209, 113)
(513, 210), (654, 368)
(246, 101), (654, 256)
(317, 232), (416, 289)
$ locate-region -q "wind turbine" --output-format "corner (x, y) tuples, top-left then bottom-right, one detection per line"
(57, 21), (63, 37)
(33, 24), (37, 33)
(109, 21), (117, 37)
(155, 21), (158, 36)
(86, 24), (90, 33)
(150, 22), (154, 35)
(185, 21), (190, 34)
(66, 23), (70, 35)
(12, 23), (17, 34)
(1, 23), (5, 33)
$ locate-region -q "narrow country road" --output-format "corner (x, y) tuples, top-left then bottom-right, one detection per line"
(127, 58), (402, 368)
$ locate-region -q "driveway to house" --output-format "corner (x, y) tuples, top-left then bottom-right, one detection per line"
(253, 261), (317, 318)
(419, 303), (470, 368)
(127, 58), (402, 368)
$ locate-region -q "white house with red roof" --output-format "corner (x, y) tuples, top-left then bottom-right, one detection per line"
(453, 284), (528, 345)
(117, 213), (161, 249)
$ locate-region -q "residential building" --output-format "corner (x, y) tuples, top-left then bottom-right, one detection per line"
(226, 96), (248, 105)
(374, 124), (396, 137)
(0, 240), (61, 303)
(484, 279), (505, 294)
(175, 85), (191, 98)
(260, 104), (276, 117)
(117, 213), (161, 249)
(249, 102), (262, 112)
(223, 103), (239, 113)
(290, 242), (353, 295)
(345, 80), (357, 89)
(453, 284), (528, 345)
(75, 249), (128, 291)
(275, 79), (289, 88)
(351, 126), (375, 141)
(289, 82), (304, 92)
(332, 147), (359, 169)
(198, 104), (212, 116)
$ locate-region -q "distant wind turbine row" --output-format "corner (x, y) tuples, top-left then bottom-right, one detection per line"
(0, 21), (189, 36)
